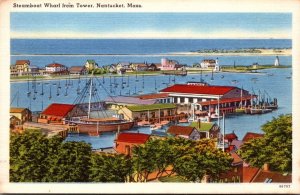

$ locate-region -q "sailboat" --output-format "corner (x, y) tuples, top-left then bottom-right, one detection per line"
(70, 74), (134, 134)
(27, 75), (31, 96)
(48, 86), (52, 100)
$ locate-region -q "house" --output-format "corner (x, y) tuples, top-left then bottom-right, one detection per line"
(85, 60), (98, 70)
(167, 125), (200, 140)
(216, 152), (244, 183)
(104, 96), (157, 110)
(10, 107), (32, 124)
(200, 58), (220, 71)
(117, 103), (183, 124)
(148, 63), (160, 71)
(190, 121), (220, 139)
(161, 58), (179, 71)
(160, 84), (253, 115)
(10, 65), (18, 76)
(136, 93), (171, 104)
(116, 62), (132, 72)
(15, 60), (30, 75)
(242, 132), (264, 142)
(249, 164), (291, 183)
(131, 63), (149, 71)
(242, 166), (260, 183)
(114, 132), (150, 155)
(28, 65), (40, 75)
(10, 115), (22, 130)
(69, 66), (88, 75)
(38, 103), (85, 124)
(45, 63), (68, 75)
(225, 131), (238, 144)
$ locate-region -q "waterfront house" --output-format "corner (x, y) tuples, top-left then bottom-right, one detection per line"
(200, 58), (220, 71)
(85, 59), (98, 70)
(45, 62), (68, 75)
(38, 103), (85, 124)
(116, 62), (132, 72)
(250, 164), (291, 183)
(15, 60), (30, 75)
(28, 65), (40, 76)
(167, 125), (200, 140)
(10, 115), (22, 130)
(104, 96), (158, 110)
(225, 131), (238, 144)
(190, 121), (220, 139)
(160, 84), (253, 115)
(131, 63), (149, 71)
(10, 65), (18, 77)
(242, 132), (264, 142)
(148, 63), (160, 71)
(114, 132), (150, 156)
(69, 66), (88, 75)
(136, 93), (171, 103)
(161, 58), (179, 71)
(10, 107), (32, 124)
(117, 103), (183, 124)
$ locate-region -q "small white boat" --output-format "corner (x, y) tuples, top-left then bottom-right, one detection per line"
(150, 124), (162, 131)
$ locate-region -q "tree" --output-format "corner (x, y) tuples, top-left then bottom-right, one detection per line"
(238, 114), (292, 173)
(89, 153), (132, 182)
(46, 141), (92, 182)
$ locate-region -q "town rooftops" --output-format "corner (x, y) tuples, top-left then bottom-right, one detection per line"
(190, 122), (215, 132)
(225, 132), (238, 140)
(41, 103), (75, 117)
(160, 84), (235, 95)
(10, 107), (28, 113)
(167, 125), (195, 136)
(16, 60), (30, 65)
(46, 63), (65, 67)
(137, 93), (169, 100)
(242, 132), (264, 142)
(105, 96), (157, 105)
(202, 59), (216, 63)
(127, 103), (176, 112)
(116, 133), (150, 144)
(243, 167), (260, 183)
(231, 139), (244, 150)
(230, 152), (243, 165)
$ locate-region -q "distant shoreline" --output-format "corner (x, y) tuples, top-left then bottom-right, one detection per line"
(10, 49), (292, 57)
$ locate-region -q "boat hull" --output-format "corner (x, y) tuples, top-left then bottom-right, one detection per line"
(77, 121), (134, 133)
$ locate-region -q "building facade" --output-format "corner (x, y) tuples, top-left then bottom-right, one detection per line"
(114, 133), (150, 156)
(45, 63), (68, 74)
(10, 107), (32, 124)
(200, 58), (220, 71)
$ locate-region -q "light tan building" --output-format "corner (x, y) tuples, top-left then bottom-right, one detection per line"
(10, 107), (32, 124)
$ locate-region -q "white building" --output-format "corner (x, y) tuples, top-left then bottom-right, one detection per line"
(200, 58), (220, 71)
(274, 56), (280, 66)
(45, 63), (67, 73)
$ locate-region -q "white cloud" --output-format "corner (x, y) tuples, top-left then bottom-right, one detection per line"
(11, 29), (291, 39)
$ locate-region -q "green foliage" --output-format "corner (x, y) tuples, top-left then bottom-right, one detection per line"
(89, 153), (132, 182)
(132, 137), (232, 182)
(238, 114), (292, 173)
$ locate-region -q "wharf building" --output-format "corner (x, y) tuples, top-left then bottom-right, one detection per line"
(159, 84), (253, 116)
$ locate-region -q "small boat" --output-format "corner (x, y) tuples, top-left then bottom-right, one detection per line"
(150, 124), (162, 131)
(210, 113), (223, 120)
(286, 76), (291, 79)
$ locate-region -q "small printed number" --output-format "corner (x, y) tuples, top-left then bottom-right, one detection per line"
(279, 185), (290, 188)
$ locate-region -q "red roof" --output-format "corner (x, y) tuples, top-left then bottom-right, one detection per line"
(252, 170), (292, 183)
(46, 63), (65, 68)
(16, 60), (30, 65)
(167, 125), (195, 136)
(230, 152), (243, 165)
(160, 84), (235, 95)
(41, 103), (75, 117)
(243, 167), (260, 182)
(243, 132), (264, 142)
(116, 133), (150, 144)
(137, 93), (169, 100)
(198, 96), (253, 106)
(225, 132), (238, 140)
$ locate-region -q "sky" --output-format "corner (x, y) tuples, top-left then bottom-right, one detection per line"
(10, 13), (292, 39)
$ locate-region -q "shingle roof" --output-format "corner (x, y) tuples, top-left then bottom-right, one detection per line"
(116, 133), (150, 144)
(190, 122), (214, 132)
(69, 66), (85, 72)
(41, 103), (75, 117)
(167, 125), (195, 136)
(105, 96), (157, 105)
(242, 132), (264, 142)
(198, 96), (252, 106)
(16, 60), (30, 65)
(230, 152), (243, 165)
(252, 170), (292, 183)
(127, 103), (176, 112)
(225, 132), (238, 140)
(137, 93), (169, 100)
(46, 63), (65, 68)
(10, 107), (28, 113)
(160, 84), (235, 95)
(243, 167), (260, 182)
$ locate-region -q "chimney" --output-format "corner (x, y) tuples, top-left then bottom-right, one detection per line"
(263, 163), (270, 171)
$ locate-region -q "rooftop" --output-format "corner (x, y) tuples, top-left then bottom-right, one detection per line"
(116, 133), (150, 144)
(137, 93), (169, 100)
(16, 60), (30, 65)
(243, 167), (260, 183)
(230, 152), (243, 165)
(231, 140), (244, 150)
(242, 132), (264, 142)
(105, 96), (157, 105)
(160, 84), (235, 95)
(198, 96), (252, 106)
(127, 103), (176, 112)
(190, 122), (214, 132)
(225, 132), (238, 140)
(252, 170), (292, 183)
(10, 107), (29, 113)
(167, 125), (195, 136)
(41, 103), (75, 117)
(46, 63), (65, 68)
(69, 66), (85, 72)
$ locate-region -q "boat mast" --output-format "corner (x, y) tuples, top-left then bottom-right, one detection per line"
(217, 96), (220, 127)
(88, 72), (94, 119)
(222, 112), (225, 152)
